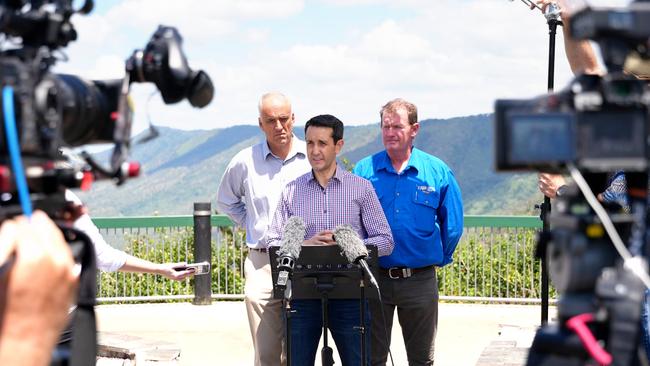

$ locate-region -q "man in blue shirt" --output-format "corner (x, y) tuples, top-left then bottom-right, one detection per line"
(353, 98), (463, 366)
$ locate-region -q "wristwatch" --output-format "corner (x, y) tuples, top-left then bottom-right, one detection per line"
(556, 185), (568, 197)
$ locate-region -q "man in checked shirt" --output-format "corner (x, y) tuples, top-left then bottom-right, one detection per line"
(267, 114), (394, 366)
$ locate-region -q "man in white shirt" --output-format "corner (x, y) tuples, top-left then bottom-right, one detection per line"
(66, 190), (195, 278)
(217, 92), (311, 366)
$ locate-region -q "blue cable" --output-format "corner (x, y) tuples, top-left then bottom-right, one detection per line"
(2, 86), (32, 218)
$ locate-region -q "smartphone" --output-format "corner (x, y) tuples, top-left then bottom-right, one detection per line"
(174, 261), (211, 275)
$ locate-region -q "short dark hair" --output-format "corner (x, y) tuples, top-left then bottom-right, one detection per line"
(304, 114), (344, 143)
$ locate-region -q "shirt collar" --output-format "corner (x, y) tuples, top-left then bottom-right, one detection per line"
(262, 135), (306, 161)
(378, 147), (420, 174)
(308, 163), (344, 183)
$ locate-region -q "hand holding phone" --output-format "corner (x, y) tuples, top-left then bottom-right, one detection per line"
(173, 261), (211, 275)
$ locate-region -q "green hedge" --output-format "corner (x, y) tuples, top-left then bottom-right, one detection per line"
(98, 226), (555, 301)
(98, 227), (244, 299)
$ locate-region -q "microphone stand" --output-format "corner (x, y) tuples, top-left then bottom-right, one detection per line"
(356, 270), (368, 366)
(283, 285), (293, 366)
(318, 278), (335, 366)
(538, 4), (562, 326)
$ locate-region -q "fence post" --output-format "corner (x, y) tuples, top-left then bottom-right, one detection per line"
(193, 202), (212, 305)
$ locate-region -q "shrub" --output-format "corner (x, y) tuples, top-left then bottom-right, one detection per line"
(98, 227), (245, 299)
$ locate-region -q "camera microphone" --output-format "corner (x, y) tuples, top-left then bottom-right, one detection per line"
(276, 216), (305, 294)
(333, 224), (379, 289)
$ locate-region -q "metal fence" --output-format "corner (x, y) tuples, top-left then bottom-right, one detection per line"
(439, 216), (551, 303)
(94, 215), (547, 304)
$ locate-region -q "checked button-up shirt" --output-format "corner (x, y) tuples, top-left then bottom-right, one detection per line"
(267, 164), (394, 256)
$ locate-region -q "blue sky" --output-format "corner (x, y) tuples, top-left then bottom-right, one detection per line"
(53, 0), (583, 133)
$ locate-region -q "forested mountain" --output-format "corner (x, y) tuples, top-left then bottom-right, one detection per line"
(76, 115), (540, 217)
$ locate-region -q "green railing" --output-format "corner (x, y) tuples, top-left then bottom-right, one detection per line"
(94, 215), (549, 303)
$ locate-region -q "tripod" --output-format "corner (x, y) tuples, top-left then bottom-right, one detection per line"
(532, 3), (562, 326)
(540, 5), (562, 326)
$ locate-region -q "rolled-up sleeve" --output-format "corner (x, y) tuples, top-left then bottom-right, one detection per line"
(216, 159), (246, 227)
(360, 187), (394, 256)
(438, 171), (463, 266)
(75, 214), (127, 272)
(266, 188), (291, 248)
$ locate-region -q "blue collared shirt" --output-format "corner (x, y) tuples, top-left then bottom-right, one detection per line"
(216, 137), (311, 249)
(353, 148), (463, 268)
(267, 164), (394, 257)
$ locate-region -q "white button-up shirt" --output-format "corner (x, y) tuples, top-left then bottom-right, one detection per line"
(216, 136), (310, 249)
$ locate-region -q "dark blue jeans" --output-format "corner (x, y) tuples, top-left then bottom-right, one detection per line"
(289, 299), (370, 366)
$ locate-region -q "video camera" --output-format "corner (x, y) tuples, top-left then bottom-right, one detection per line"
(496, 2), (650, 174)
(0, 1), (213, 365)
(0, 0), (213, 218)
(494, 2), (650, 365)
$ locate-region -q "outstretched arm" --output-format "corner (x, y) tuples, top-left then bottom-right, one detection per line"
(534, 0), (603, 75)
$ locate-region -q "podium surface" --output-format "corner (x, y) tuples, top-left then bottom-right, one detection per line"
(269, 245), (379, 300)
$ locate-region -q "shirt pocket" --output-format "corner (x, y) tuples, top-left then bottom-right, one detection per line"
(411, 189), (439, 233)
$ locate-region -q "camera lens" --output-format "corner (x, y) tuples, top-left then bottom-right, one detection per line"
(56, 74), (121, 146)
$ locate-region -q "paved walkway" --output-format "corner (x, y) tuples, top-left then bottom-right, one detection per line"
(95, 302), (556, 366)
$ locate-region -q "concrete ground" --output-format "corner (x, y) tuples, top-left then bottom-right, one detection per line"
(95, 302), (556, 366)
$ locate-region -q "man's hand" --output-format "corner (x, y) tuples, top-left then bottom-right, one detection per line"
(0, 211), (79, 366)
(303, 230), (336, 246)
(158, 262), (196, 281)
(538, 173), (567, 198)
(533, 0), (569, 15)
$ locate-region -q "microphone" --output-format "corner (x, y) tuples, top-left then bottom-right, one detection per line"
(333, 225), (379, 289)
(276, 216), (305, 294)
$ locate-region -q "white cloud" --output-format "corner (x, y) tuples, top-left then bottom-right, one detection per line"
(244, 28), (272, 43)
(50, 0), (580, 133)
(101, 0), (305, 41)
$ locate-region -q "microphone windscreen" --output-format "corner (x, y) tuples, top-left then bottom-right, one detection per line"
(277, 216), (305, 259)
(333, 224), (368, 263)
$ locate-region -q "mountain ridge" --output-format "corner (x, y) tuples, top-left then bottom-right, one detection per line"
(75, 115), (539, 217)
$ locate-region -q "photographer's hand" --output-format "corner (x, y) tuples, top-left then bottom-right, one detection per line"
(533, 0), (602, 75)
(0, 211), (79, 366)
(538, 173), (567, 198)
(533, 0), (567, 14)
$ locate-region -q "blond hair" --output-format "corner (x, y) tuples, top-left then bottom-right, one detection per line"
(380, 98), (418, 126)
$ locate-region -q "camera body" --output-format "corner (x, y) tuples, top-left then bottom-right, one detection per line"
(0, 2), (214, 365)
(494, 2), (650, 365)
(495, 75), (650, 174)
(0, 1), (213, 219)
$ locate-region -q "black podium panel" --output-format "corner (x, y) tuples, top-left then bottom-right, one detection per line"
(270, 245), (379, 300)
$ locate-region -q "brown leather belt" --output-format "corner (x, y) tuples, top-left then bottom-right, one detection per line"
(248, 247), (268, 253)
(380, 265), (435, 279)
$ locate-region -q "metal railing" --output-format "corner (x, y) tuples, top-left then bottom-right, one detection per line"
(439, 216), (551, 303)
(94, 214), (548, 304)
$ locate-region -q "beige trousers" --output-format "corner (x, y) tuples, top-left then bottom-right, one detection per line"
(244, 249), (286, 366)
